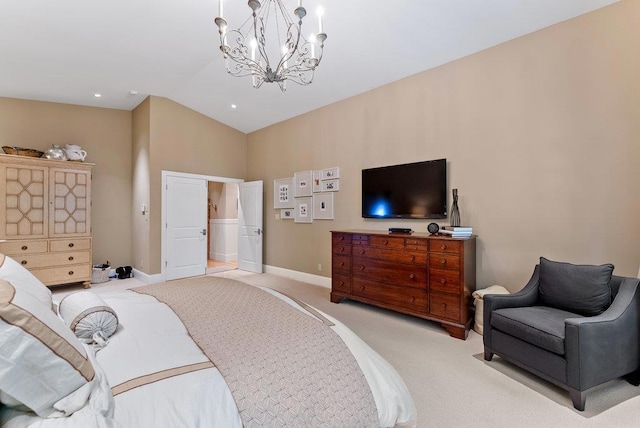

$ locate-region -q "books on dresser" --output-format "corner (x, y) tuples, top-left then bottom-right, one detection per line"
(439, 226), (473, 237)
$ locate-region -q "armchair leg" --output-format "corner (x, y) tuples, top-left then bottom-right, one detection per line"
(568, 388), (585, 411)
(484, 347), (493, 361)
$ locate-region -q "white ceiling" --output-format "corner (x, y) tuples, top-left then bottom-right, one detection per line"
(0, 0), (618, 134)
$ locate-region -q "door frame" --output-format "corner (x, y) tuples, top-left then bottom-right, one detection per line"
(161, 170), (244, 282)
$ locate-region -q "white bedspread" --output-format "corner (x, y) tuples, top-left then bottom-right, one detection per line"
(2, 285), (416, 428)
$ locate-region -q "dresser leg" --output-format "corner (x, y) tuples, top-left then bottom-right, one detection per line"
(82, 281), (91, 289)
(330, 293), (342, 303)
(443, 324), (468, 340)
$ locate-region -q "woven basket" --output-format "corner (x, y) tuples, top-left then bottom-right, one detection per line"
(2, 146), (44, 157)
(91, 266), (111, 284)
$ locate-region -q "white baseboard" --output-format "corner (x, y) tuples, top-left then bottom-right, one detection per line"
(132, 268), (164, 284)
(264, 265), (331, 288)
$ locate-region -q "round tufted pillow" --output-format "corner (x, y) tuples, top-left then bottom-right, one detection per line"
(59, 291), (119, 347)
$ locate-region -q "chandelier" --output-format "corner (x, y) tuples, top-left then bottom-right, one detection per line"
(214, 0), (327, 91)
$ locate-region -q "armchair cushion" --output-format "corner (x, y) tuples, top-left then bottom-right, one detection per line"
(491, 306), (584, 355)
(539, 257), (613, 316)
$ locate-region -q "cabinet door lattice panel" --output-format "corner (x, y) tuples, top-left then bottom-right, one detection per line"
(2, 165), (48, 239)
(50, 168), (90, 237)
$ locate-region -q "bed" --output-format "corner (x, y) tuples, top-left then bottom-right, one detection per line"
(0, 253), (416, 427)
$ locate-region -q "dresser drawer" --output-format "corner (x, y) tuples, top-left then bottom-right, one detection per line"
(370, 235), (404, 249)
(352, 277), (427, 313)
(352, 246), (427, 265)
(430, 292), (461, 321)
(332, 233), (352, 245)
(428, 253), (460, 270)
(429, 239), (462, 254)
(404, 238), (428, 252)
(49, 238), (91, 252)
(429, 268), (461, 294)
(0, 240), (48, 255)
(352, 235), (370, 246)
(31, 264), (91, 286)
(11, 250), (91, 269)
(332, 254), (351, 273)
(332, 244), (352, 256)
(332, 273), (351, 294)
(353, 258), (427, 289)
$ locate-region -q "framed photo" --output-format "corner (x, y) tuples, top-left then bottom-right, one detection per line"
(294, 197), (313, 223)
(294, 170), (313, 197)
(313, 193), (334, 220)
(321, 167), (340, 180)
(312, 170), (321, 193)
(322, 179), (339, 192)
(273, 177), (294, 208)
(280, 208), (294, 220)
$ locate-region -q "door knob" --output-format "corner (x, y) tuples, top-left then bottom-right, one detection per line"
(201, 229), (207, 235)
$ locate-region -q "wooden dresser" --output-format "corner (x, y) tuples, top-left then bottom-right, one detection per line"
(0, 154), (93, 288)
(331, 230), (476, 339)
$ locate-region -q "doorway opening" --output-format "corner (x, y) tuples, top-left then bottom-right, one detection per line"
(207, 181), (239, 274)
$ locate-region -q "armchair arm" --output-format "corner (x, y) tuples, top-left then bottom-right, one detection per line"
(565, 277), (640, 390)
(483, 266), (540, 348)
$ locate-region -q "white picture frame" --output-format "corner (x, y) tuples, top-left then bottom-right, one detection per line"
(321, 167), (340, 180)
(294, 197), (313, 223)
(294, 170), (313, 197)
(280, 208), (294, 220)
(273, 177), (294, 208)
(313, 193), (334, 220)
(321, 179), (339, 192)
(312, 170), (321, 193)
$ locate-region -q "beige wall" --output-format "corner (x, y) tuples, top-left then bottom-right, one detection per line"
(0, 97), (133, 268)
(209, 182), (239, 220)
(247, 0), (640, 291)
(132, 97), (151, 272)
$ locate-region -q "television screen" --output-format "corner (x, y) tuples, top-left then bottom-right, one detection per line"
(362, 159), (447, 219)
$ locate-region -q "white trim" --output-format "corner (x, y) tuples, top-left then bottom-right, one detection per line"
(132, 268), (164, 284)
(161, 170), (244, 283)
(264, 265), (331, 288)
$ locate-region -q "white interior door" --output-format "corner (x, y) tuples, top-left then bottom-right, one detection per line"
(166, 175), (208, 280)
(238, 180), (263, 273)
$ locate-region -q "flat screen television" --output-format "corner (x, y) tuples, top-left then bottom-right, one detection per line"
(362, 159), (447, 219)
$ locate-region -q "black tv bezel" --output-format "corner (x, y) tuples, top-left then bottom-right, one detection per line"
(361, 158), (447, 220)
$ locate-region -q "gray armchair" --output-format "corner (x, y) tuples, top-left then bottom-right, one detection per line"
(483, 257), (640, 411)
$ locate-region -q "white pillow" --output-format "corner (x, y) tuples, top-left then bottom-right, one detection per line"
(0, 278), (95, 417)
(0, 253), (53, 311)
(59, 291), (119, 347)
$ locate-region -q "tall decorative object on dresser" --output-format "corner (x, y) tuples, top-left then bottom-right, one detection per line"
(0, 154), (93, 288)
(331, 230), (476, 339)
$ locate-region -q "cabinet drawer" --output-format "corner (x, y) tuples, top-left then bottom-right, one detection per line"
(332, 233), (352, 245)
(405, 238), (428, 252)
(429, 268), (461, 294)
(31, 264), (91, 286)
(352, 235), (370, 246)
(332, 273), (351, 294)
(353, 258), (427, 289)
(430, 292), (461, 322)
(332, 244), (352, 256)
(49, 238), (91, 252)
(352, 278), (427, 313)
(0, 240), (48, 255)
(11, 250), (90, 269)
(353, 246), (427, 265)
(332, 255), (351, 273)
(428, 253), (460, 270)
(429, 239), (462, 254)
(370, 236), (404, 249)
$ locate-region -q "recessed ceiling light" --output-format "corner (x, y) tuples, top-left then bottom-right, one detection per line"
(231, 104), (237, 109)
(94, 93), (102, 98)
(129, 90), (139, 96)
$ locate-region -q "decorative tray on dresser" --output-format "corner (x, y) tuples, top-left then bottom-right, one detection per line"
(331, 230), (476, 339)
(0, 154), (94, 288)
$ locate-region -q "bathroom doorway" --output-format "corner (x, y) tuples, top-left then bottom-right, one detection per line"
(207, 181), (239, 274)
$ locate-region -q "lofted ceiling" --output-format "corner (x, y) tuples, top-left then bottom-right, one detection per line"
(0, 0), (618, 134)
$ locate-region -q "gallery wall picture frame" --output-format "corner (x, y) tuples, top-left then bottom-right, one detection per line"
(312, 170), (321, 193)
(294, 170), (313, 197)
(321, 167), (340, 180)
(321, 179), (339, 192)
(273, 177), (294, 209)
(294, 197), (313, 223)
(313, 193), (334, 220)
(280, 208), (294, 220)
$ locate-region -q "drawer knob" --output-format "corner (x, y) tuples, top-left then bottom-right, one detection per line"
(383, 240), (388, 245)
(441, 303), (447, 309)
(339, 262), (344, 267)
(360, 249), (365, 254)
(360, 265), (365, 271)
(68, 256), (74, 261)
(360, 286), (365, 291)
(409, 297), (415, 303)
(339, 236), (344, 241)
(440, 278), (446, 284)
(410, 255), (415, 261)
(409, 273), (416, 280)
(441, 245), (447, 250)
(339, 247), (345, 253)
(20, 260), (27, 265)
(339, 281), (345, 286)
(68, 271), (74, 275)
(440, 258), (447, 265)
(68, 243), (75, 248)
(21, 245), (28, 251)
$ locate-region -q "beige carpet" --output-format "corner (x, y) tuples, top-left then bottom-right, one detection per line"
(54, 272), (640, 427)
